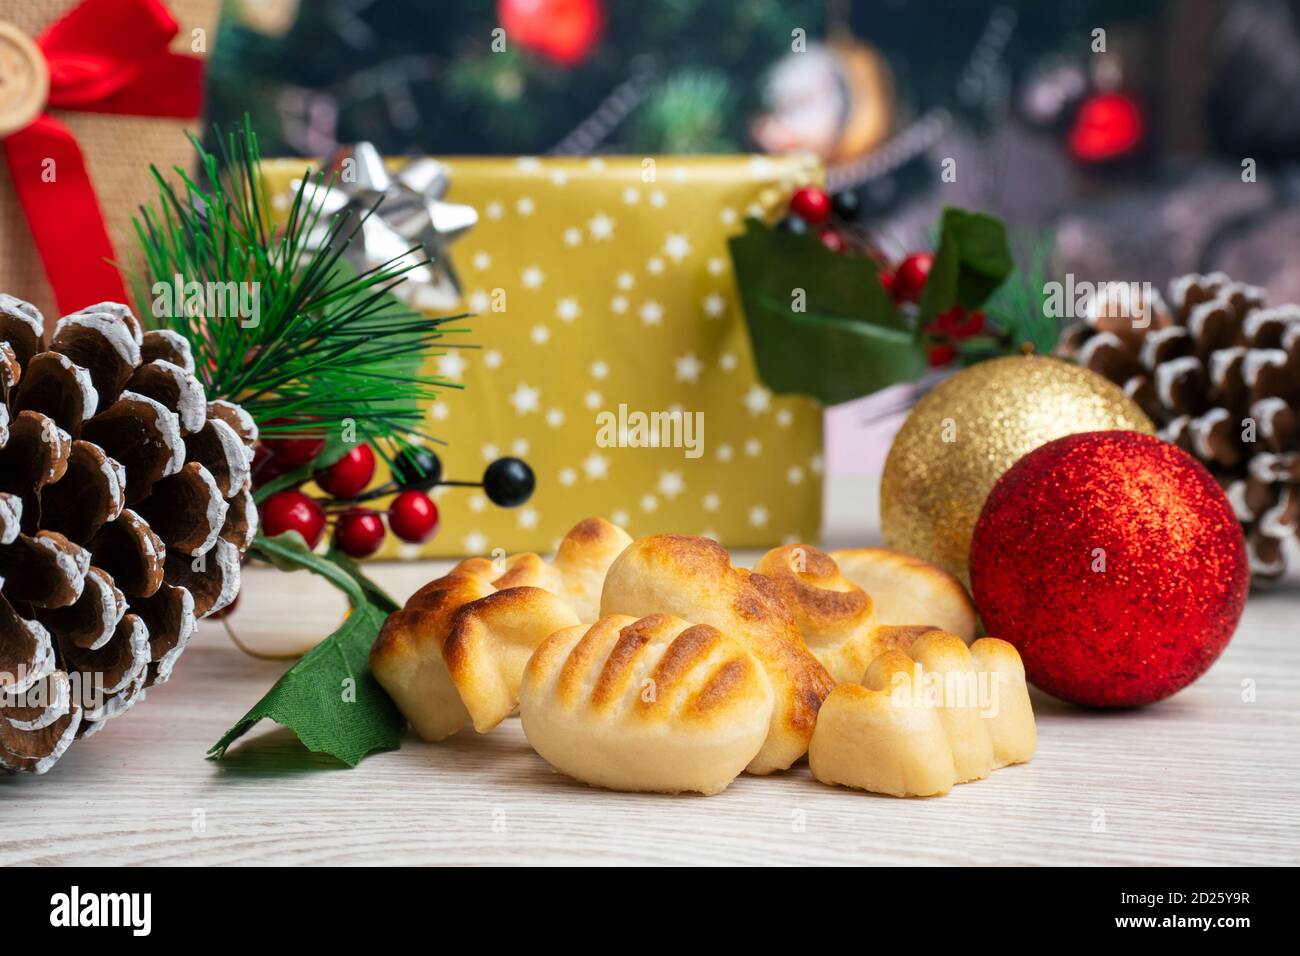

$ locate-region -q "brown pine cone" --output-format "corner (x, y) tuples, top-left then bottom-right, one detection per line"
(1057, 273), (1300, 581)
(0, 296), (258, 773)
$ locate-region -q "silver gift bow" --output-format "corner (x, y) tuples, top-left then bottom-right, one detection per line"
(296, 142), (478, 312)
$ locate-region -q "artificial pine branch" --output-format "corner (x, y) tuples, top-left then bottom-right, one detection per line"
(131, 117), (466, 457)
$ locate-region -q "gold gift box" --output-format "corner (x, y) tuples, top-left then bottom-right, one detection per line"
(262, 154), (824, 558)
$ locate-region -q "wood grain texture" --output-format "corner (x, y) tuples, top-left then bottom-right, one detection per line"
(2, 477), (1298, 866)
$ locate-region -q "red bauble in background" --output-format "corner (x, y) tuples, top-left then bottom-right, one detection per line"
(1068, 91), (1145, 163)
(971, 431), (1248, 708)
(499, 0), (604, 67)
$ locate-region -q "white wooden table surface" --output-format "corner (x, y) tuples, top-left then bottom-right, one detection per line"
(3, 477), (1298, 866)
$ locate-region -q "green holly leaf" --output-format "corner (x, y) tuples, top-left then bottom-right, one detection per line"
(325, 547), (401, 614)
(917, 207), (1015, 327)
(729, 220), (925, 405)
(729, 207), (1015, 405)
(207, 533), (403, 766)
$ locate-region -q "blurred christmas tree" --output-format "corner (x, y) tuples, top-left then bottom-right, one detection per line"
(211, 0), (1166, 178)
(211, 0), (826, 157)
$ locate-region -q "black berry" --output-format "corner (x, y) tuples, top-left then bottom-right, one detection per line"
(831, 190), (861, 221)
(392, 446), (442, 490)
(483, 457), (535, 508)
(776, 214), (809, 235)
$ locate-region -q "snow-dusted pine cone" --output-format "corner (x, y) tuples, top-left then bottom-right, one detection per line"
(0, 296), (258, 772)
(1057, 273), (1300, 580)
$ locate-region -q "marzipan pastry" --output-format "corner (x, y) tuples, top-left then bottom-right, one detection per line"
(520, 614), (774, 795)
(371, 517), (629, 740)
(754, 543), (952, 684)
(830, 547), (977, 641)
(809, 631), (1035, 797)
(600, 534), (834, 774)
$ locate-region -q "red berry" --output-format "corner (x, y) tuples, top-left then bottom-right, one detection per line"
(315, 444), (376, 498)
(388, 490), (440, 544)
(954, 309), (986, 339)
(894, 252), (934, 303)
(925, 304), (965, 336)
(260, 490), (326, 549)
(334, 509), (386, 558)
(878, 269), (897, 299)
(264, 435), (326, 467)
(789, 186), (831, 224)
(250, 444), (289, 489)
(818, 228), (845, 253)
(927, 344), (958, 367)
(262, 419), (327, 467)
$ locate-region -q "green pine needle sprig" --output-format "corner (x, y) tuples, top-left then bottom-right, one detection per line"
(131, 117), (466, 461)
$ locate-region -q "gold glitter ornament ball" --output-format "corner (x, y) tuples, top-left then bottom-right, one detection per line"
(880, 355), (1155, 585)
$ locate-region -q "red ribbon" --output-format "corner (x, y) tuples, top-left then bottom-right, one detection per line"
(2, 0), (204, 313)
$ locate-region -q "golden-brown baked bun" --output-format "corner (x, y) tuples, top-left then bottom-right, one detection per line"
(519, 614), (774, 795)
(754, 544), (928, 684)
(371, 517), (629, 741)
(600, 534), (833, 774)
(829, 547), (977, 642)
(809, 631), (1035, 797)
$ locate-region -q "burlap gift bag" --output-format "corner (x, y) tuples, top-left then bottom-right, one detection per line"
(0, 0), (217, 317)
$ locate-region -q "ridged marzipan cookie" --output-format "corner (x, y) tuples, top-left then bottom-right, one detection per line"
(520, 613), (774, 795)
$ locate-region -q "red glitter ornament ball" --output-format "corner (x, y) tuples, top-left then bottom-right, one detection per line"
(970, 431), (1248, 708)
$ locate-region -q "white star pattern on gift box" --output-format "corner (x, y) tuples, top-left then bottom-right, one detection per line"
(509, 383), (541, 414)
(744, 385), (772, 415)
(437, 351), (468, 380)
(663, 233), (692, 262)
(263, 154), (826, 557)
(639, 300), (664, 326)
(657, 471), (685, 498)
(702, 293), (726, 318)
(396, 155), (825, 553)
(674, 352), (703, 383)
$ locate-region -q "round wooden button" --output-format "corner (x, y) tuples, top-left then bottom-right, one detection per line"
(0, 21), (49, 138)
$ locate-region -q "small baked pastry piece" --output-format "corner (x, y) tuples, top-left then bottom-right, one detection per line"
(519, 614), (774, 795)
(371, 517), (628, 741)
(754, 543), (940, 684)
(600, 534), (833, 775)
(830, 547), (977, 642)
(809, 631), (1035, 797)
